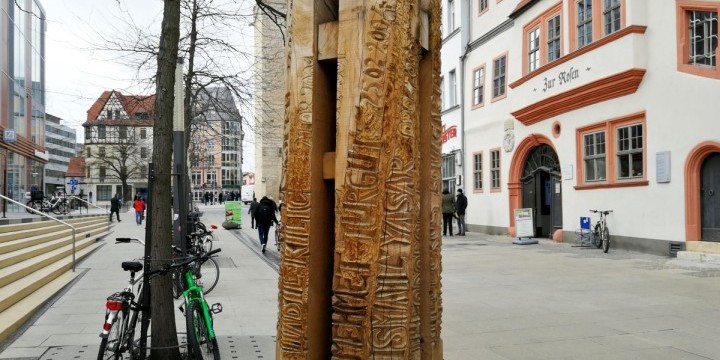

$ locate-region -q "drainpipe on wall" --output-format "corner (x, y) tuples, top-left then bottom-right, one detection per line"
(459, 0), (472, 189)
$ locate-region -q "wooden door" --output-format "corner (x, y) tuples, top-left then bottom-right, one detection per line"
(701, 153), (720, 241)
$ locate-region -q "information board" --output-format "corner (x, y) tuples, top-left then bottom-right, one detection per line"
(514, 208), (535, 238)
(224, 201), (243, 225)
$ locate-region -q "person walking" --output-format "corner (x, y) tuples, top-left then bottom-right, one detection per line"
(218, 192), (224, 204)
(441, 188), (455, 236)
(110, 193), (122, 222)
(248, 197), (259, 229)
(253, 196), (279, 253)
(133, 196), (146, 226)
(455, 188), (467, 236)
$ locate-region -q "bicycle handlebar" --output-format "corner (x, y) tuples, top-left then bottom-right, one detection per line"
(589, 209), (613, 215)
(145, 248), (222, 279)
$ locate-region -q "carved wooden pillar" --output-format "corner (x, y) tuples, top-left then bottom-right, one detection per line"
(279, 1), (442, 359)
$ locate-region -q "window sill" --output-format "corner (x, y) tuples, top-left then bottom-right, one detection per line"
(441, 104), (461, 115)
(490, 187), (502, 193)
(574, 180), (648, 190)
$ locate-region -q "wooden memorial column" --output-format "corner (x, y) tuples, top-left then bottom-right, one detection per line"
(278, 1), (443, 359)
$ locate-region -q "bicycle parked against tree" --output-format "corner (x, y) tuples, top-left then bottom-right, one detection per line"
(590, 209), (613, 253)
(98, 237), (222, 360)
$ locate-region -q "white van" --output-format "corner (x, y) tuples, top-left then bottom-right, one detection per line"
(241, 185), (255, 204)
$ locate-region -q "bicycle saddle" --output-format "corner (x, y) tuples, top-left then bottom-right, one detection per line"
(121, 261), (143, 272)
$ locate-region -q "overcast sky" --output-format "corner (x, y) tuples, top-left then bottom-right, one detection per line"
(42, 0), (256, 171)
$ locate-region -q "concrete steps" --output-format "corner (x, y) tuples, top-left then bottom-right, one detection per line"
(677, 241), (720, 265)
(0, 215), (109, 341)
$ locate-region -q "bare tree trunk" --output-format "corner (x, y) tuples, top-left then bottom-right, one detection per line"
(149, 1), (182, 359)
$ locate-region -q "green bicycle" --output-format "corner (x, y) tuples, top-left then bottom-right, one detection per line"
(176, 248), (223, 359)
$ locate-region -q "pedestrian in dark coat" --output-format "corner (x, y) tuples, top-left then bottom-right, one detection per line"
(253, 196), (279, 252)
(441, 189), (455, 236)
(248, 197), (259, 229)
(455, 188), (468, 235)
(110, 194), (122, 222)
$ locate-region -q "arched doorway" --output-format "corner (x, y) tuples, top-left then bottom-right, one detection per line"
(701, 153), (720, 241)
(684, 142), (720, 241)
(521, 145), (562, 238)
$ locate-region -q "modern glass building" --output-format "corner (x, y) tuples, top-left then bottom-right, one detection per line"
(1, 0), (49, 211)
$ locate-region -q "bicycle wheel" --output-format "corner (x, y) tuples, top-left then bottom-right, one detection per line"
(53, 203), (68, 215)
(27, 200), (42, 215)
(186, 301), (220, 360)
(171, 269), (185, 299)
(602, 226), (610, 253)
(592, 223), (602, 248)
(97, 308), (128, 360)
(198, 257), (220, 295)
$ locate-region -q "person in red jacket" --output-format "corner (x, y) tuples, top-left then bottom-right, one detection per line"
(133, 196), (146, 226)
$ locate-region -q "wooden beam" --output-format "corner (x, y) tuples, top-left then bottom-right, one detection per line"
(323, 152), (335, 179)
(318, 21), (338, 61)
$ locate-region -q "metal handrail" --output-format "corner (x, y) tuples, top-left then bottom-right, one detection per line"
(68, 196), (112, 233)
(0, 194), (79, 271)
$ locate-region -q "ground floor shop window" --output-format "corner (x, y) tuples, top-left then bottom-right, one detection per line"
(97, 185), (112, 201)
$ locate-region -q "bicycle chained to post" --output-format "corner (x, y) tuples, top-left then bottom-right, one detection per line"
(97, 237), (223, 360)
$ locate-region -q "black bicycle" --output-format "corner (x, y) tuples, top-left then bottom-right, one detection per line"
(97, 237), (222, 360)
(590, 209), (613, 253)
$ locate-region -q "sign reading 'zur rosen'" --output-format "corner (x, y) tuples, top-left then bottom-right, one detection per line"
(542, 67), (580, 92)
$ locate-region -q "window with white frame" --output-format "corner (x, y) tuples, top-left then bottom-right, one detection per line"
(583, 131), (606, 182)
(479, 0), (488, 13)
(473, 153), (483, 190)
(492, 55), (507, 98)
(689, 10), (718, 68)
(191, 172), (202, 186)
(141, 147), (147, 159)
(603, 0), (621, 35)
(99, 147), (105, 158)
(442, 155), (456, 193)
(616, 124), (643, 179)
(490, 150), (500, 189)
(98, 185), (112, 201)
(449, 69), (457, 106)
(577, 0), (593, 48)
(528, 27), (541, 72)
(448, 0), (456, 32)
(472, 67), (485, 106)
(440, 76), (445, 109)
(547, 15), (561, 62)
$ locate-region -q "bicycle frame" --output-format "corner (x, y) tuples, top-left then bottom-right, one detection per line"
(181, 265), (216, 340)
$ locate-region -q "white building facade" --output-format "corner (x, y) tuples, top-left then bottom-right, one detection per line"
(445, 0), (720, 255)
(441, 0), (467, 194)
(44, 114), (76, 194)
(83, 91), (154, 205)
